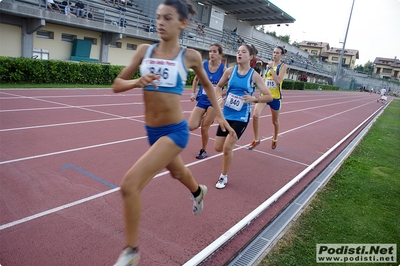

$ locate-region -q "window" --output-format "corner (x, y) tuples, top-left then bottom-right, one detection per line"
(110, 41), (122, 48)
(62, 33), (76, 42)
(332, 56), (338, 61)
(33, 48), (50, 60)
(84, 37), (97, 45)
(126, 43), (137, 50)
(311, 50), (318, 55)
(36, 30), (54, 39)
(383, 68), (392, 73)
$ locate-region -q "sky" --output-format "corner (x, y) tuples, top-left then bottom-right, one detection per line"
(267, 0), (400, 66)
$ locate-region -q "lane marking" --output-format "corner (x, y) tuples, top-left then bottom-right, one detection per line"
(0, 116), (144, 132)
(0, 102), (144, 113)
(0, 100), (376, 165)
(0, 92), (146, 125)
(0, 137), (147, 165)
(0, 101), (375, 231)
(1, 96), (371, 133)
(0, 166), (175, 231)
(183, 103), (387, 266)
(0, 188), (120, 231)
(61, 164), (117, 189)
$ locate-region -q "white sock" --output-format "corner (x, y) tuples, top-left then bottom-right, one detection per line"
(220, 174), (227, 179)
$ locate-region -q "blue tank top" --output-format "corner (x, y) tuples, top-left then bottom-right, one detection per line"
(140, 44), (187, 95)
(223, 66), (255, 122)
(197, 61), (225, 103)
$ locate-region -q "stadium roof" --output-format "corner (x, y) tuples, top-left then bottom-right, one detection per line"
(197, 0), (296, 26)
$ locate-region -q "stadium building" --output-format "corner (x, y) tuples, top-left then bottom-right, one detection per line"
(0, 0), (334, 84)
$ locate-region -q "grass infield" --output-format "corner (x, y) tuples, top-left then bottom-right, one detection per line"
(259, 99), (400, 266)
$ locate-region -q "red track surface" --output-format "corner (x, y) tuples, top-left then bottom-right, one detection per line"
(0, 89), (388, 266)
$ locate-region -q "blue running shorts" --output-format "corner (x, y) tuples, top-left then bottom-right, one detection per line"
(267, 99), (281, 111)
(145, 120), (189, 149)
(196, 96), (212, 110)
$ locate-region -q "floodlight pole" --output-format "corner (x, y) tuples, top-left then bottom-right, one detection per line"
(334, 0), (355, 86)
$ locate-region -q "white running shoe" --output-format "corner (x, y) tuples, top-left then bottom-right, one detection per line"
(215, 176), (228, 189)
(191, 184), (207, 216)
(114, 247), (140, 266)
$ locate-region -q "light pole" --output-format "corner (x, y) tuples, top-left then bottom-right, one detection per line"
(335, 0), (355, 86)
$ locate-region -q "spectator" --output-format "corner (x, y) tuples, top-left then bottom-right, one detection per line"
(87, 7), (94, 20)
(237, 36), (243, 45)
(105, 0), (118, 6)
(120, 0), (128, 8)
(196, 25), (205, 36)
(65, 2), (76, 17)
(46, 0), (62, 12)
(75, 0), (85, 18)
(231, 27), (237, 35)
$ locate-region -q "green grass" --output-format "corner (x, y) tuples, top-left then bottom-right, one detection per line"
(259, 99), (400, 266)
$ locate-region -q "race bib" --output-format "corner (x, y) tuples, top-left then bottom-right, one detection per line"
(265, 78), (276, 89)
(225, 93), (244, 111)
(141, 59), (178, 87)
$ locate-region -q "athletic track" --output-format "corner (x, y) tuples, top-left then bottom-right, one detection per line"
(0, 89), (389, 266)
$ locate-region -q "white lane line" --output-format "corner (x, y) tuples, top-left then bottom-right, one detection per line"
(0, 137), (147, 165)
(0, 96), (369, 132)
(0, 188), (120, 230)
(0, 99), (372, 166)
(0, 116), (144, 132)
(0, 92), (146, 124)
(0, 102), (144, 113)
(0, 100), (373, 231)
(182, 104), (385, 266)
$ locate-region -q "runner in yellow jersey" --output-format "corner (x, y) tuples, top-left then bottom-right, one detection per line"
(248, 46), (287, 150)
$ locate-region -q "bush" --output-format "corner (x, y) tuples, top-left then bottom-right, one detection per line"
(282, 79), (339, 91)
(0, 56), (120, 85)
(0, 56), (198, 86)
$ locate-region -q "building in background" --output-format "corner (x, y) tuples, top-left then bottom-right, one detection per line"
(374, 57), (400, 81)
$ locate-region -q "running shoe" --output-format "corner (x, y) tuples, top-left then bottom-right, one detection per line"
(215, 176), (228, 189)
(271, 139), (277, 150)
(114, 247), (140, 266)
(196, 149), (207, 159)
(248, 139), (261, 150)
(191, 184), (208, 216)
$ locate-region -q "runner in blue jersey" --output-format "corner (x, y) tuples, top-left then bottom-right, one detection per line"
(189, 43), (226, 159)
(213, 44), (273, 189)
(111, 1), (236, 265)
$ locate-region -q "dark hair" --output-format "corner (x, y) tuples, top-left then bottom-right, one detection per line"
(163, 0), (196, 21)
(210, 43), (223, 55)
(276, 46), (287, 55)
(242, 44), (258, 56)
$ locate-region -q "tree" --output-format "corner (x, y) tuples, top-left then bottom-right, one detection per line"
(291, 41), (300, 48)
(364, 61), (374, 74)
(279, 34), (290, 43)
(266, 31), (277, 38)
(354, 64), (364, 72)
(354, 61), (374, 74)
